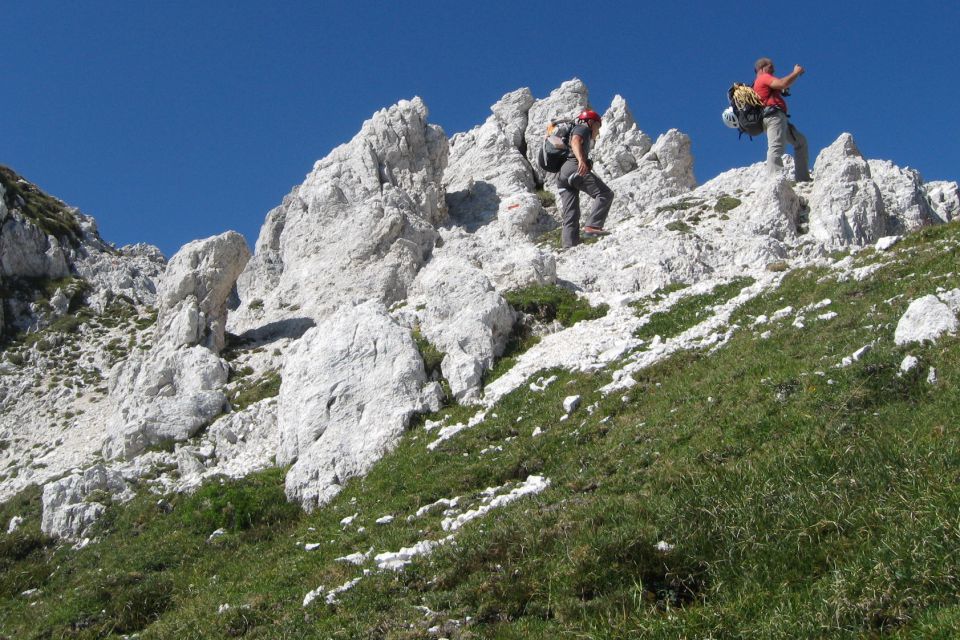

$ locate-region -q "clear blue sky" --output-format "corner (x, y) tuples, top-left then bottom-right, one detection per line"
(4, 1), (957, 258)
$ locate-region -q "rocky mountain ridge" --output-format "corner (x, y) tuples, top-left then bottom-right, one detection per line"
(1, 79), (957, 541)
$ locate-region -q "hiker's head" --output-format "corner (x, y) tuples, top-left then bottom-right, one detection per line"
(577, 110), (602, 137)
(755, 57), (774, 74)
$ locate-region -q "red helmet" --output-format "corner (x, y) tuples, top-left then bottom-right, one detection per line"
(577, 109), (602, 124)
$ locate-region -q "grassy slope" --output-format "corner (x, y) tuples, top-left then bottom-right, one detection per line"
(2, 223), (960, 638)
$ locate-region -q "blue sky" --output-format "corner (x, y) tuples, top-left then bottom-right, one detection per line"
(4, 1), (957, 258)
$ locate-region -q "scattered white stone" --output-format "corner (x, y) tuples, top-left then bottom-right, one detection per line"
(760, 331), (772, 340)
(899, 355), (919, 374)
(302, 585), (325, 608)
(207, 528), (227, 542)
(7, 516), (23, 534)
(304, 543), (321, 551)
(442, 476), (551, 532)
(375, 515), (394, 525)
(531, 427), (543, 437)
(928, 368), (938, 385)
(335, 548), (374, 565)
(375, 537), (452, 571)
(340, 513), (359, 528)
(21, 588), (41, 598)
(218, 604), (231, 614)
(415, 498), (460, 519)
(938, 288), (960, 314)
(875, 236), (902, 251)
(771, 306), (794, 321)
(840, 344), (872, 368)
(817, 311), (838, 321)
(792, 316), (806, 329)
(894, 295), (959, 345)
(324, 577), (362, 605)
(655, 540), (675, 553)
(753, 315), (769, 326)
(563, 395), (581, 415)
(71, 537), (92, 551)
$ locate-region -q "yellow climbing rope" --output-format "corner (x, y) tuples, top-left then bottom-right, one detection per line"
(731, 83), (763, 110)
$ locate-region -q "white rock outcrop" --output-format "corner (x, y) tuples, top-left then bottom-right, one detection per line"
(231, 98), (448, 332)
(41, 464), (134, 540)
(278, 301), (443, 511)
(408, 256), (516, 402)
(807, 134), (887, 247)
(103, 232), (250, 459)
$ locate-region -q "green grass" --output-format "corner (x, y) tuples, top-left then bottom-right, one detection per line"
(2, 223), (960, 637)
(228, 370), (282, 411)
(634, 276), (755, 341)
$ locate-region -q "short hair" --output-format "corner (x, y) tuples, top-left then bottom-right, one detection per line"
(755, 57), (773, 73)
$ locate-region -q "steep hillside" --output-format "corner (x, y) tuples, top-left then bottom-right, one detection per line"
(2, 79), (959, 637)
(2, 221), (959, 638)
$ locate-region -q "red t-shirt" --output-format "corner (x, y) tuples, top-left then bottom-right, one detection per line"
(754, 72), (787, 113)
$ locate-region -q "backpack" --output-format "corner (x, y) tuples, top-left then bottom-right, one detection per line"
(727, 83), (765, 138)
(537, 118), (576, 172)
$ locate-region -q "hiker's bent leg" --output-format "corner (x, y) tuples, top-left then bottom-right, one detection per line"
(581, 173), (614, 229)
(763, 111), (787, 176)
(787, 123), (811, 182)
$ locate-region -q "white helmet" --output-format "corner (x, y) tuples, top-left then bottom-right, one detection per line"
(722, 107), (740, 129)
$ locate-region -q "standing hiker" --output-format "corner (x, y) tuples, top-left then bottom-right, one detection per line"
(558, 109), (614, 248)
(753, 57), (811, 182)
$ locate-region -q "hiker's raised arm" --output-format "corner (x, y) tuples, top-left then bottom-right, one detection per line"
(769, 65), (805, 91)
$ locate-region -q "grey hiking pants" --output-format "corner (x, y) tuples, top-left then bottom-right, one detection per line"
(557, 162), (614, 247)
(763, 109), (811, 182)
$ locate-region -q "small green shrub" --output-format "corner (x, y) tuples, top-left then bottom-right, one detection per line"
(536, 188), (556, 208)
(504, 284), (608, 328)
(714, 196), (742, 213)
(230, 371), (281, 411)
(413, 328), (445, 381)
(665, 220), (692, 234)
(178, 467), (301, 537)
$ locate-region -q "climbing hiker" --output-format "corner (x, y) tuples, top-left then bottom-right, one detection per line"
(753, 57), (811, 182)
(557, 109), (614, 248)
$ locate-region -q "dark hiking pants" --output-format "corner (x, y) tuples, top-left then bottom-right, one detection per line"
(557, 165), (614, 248)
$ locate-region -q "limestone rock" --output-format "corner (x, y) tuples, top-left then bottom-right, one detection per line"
(867, 159), (939, 234)
(808, 134), (887, 247)
(592, 95), (653, 180)
(103, 232), (248, 459)
(409, 255), (516, 401)
(445, 88), (537, 228)
(155, 231), (251, 351)
(231, 98), (448, 332)
(103, 345), (230, 459)
(894, 295), (958, 345)
(278, 301), (443, 511)
(925, 181), (959, 222)
(77, 242), (167, 312)
(41, 465), (134, 540)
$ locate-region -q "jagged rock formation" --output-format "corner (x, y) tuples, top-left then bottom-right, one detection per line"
(2, 79), (958, 533)
(103, 232), (250, 460)
(231, 98), (448, 334)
